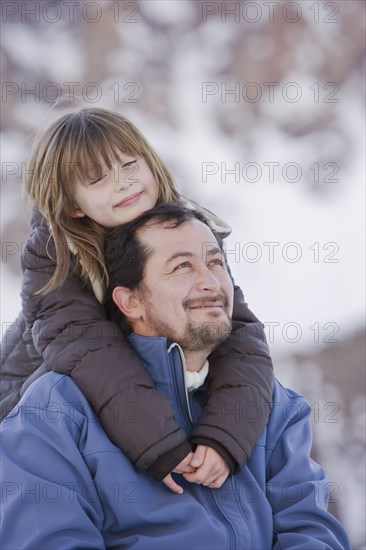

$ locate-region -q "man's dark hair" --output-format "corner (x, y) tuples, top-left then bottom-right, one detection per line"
(104, 202), (223, 332)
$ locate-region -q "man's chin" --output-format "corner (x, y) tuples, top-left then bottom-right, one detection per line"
(143, 306), (232, 352)
(193, 319), (232, 346)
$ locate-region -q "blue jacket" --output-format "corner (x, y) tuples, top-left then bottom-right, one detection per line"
(0, 335), (350, 550)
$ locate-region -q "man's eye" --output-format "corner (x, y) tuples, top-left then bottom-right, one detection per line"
(208, 258), (224, 267)
(173, 262), (191, 271)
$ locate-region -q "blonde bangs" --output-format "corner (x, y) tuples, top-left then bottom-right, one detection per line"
(56, 118), (135, 188)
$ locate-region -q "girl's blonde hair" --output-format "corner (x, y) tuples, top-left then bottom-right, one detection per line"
(25, 107), (180, 295)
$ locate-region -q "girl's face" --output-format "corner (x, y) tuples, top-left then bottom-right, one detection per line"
(71, 155), (158, 228)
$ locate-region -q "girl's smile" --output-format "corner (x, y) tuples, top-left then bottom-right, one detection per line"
(114, 191), (144, 208)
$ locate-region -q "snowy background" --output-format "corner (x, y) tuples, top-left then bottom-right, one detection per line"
(1, 1), (365, 546)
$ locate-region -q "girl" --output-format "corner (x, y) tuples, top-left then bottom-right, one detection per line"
(1, 108), (273, 493)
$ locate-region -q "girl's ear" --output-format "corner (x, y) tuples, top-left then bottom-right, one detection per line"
(69, 209), (86, 219)
(112, 287), (142, 321)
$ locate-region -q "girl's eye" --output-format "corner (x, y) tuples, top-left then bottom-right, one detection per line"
(122, 160), (137, 169)
(88, 174), (107, 185)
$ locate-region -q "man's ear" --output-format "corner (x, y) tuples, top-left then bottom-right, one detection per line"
(112, 286), (142, 321)
(69, 209), (86, 219)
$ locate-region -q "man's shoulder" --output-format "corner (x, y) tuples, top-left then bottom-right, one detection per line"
(266, 378), (312, 442)
(272, 378), (311, 416)
(3, 372), (90, 423)
(26, 371), (83, 401)
(272, 377), (308, 404)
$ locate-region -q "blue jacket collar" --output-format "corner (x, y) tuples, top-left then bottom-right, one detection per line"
(127, 333), (184, 386)
(127, 333), (194, 427)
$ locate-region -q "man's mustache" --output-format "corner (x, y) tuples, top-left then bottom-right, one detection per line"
(183, 295), (230, 310)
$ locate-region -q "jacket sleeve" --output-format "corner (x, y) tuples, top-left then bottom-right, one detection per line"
(0, 311), (49, 421)
(268, 388), (351, 549)
(0, 313), (31, 420)
(190, 284), (274, 473)
(0, 397), (106, 549)
(20, 211), (191, 476)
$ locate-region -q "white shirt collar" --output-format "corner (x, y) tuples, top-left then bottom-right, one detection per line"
(184, 360), (209, 392)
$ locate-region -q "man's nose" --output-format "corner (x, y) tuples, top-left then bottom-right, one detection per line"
(195, 265), (221, 292)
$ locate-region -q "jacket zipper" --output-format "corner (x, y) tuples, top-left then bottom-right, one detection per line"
(168, 344), (193, 433)
(203, 488), (237, 550)
(168, 344), (238, 549)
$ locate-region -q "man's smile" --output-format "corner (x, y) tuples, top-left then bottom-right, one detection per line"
(184, 295), (229, 311)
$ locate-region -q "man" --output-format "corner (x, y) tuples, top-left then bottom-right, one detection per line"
(0, 204), (349, 549)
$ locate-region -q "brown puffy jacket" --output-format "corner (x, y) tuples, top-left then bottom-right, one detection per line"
(0, 207), (274, 479)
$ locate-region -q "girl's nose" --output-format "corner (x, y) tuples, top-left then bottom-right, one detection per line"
(114, 165), (135, 191)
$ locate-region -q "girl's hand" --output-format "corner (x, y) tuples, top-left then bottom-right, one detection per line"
(162, 452), (195, 494)
(183, 445), (230, 489)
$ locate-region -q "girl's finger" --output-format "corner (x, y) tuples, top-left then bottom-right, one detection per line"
(190, 445), (207, 468)
(207, 472), (229, 489)
(162, 474), (184, 494)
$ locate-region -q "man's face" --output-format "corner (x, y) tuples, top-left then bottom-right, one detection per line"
(133, 219), (234, 353)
